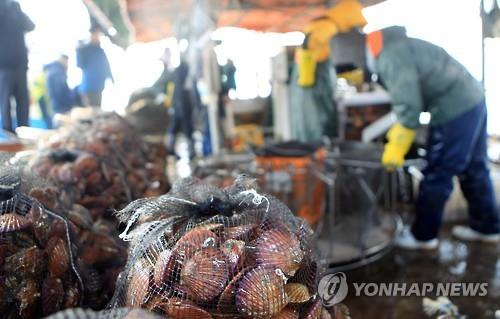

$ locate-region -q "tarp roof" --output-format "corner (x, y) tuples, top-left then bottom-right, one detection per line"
(124, 0), (385, 42)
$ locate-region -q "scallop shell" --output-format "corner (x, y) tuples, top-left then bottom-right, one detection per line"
(284, 283), (311, 304)
(224, 224), (257, 241)
(30, 204), (50, 247)
(47, 237), (70, 278)
(41, 277), (64, 316)
(235, 267), (288, 319)
(289, 257), (318, 292)
(155, 297), (213, 319)
(126, 262), (151, 307)
(153, 249), (174, 286)
(271, 307), (300, 319)
(220, 239), (246, 275)
(302, 298), (322, 319)
(175, 228), (219, 258)
(255, 228), (304, 276)
(217, 268), (249, 312)
(180, 248), (229, 302)
(0, 213), (31, 233)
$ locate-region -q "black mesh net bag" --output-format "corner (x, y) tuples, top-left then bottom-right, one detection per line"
(0, 157), (127, 318)
(108, 175), (335, 319)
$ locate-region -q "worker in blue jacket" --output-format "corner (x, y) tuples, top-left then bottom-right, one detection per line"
(366, 26), (499, 249)
(45, 55), (73, 114)
(0, 0), (35, 132)
(76, 25), (113, 107)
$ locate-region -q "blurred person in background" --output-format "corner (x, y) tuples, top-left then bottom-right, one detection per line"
(157, 48), (196, 159)
(76, 25), (113, 107)
(0, 0), (35, 132)
(31, 70), (52, 129)
(32, 55), (74, 129)
(366, 26), (500, 249)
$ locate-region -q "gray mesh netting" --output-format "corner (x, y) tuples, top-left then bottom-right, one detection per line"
(0, 158), (126, 318)
(45, 308), (165, 319)
(105, 175), (335, 319)
(29, 111), (168, 220)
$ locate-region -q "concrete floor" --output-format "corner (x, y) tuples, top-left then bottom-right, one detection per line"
(340, 225), (499, 319)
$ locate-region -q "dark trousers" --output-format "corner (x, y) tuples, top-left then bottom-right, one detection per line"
(167, 106), (194, 155)
(413, 100), (500, 240)
(38, 97), (53, 129)
(0, 69), (30, 132)
(80, 92), (102, 107)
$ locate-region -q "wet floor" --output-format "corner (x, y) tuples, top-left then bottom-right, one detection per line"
(336, 224), (499, 319)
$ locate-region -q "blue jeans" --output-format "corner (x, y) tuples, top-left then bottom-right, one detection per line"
(412, 100), (500, 240)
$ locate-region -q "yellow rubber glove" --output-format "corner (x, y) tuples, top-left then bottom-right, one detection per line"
(382, 123), (417, 169)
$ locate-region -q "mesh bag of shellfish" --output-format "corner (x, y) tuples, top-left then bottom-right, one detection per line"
(0, 159), (127, 318)
(107, 175), (337, 319)
(29, 111), (169, 219)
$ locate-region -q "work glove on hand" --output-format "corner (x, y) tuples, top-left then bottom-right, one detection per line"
(382, 123), (416, 169)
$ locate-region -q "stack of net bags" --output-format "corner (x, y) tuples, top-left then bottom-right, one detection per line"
(106, 175), (337, 319)
(28, 112), (169, 219)
(0, 161), (126, 318)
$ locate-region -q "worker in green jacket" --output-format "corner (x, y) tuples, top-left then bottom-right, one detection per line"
(366, 26), (499, 249)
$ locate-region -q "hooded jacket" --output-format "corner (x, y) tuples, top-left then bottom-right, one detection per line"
(0, 0), (35, 70)
(371, 26), (484, 128)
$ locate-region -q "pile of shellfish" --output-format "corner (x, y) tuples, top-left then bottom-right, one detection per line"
(110, 176), (333, 319)
(0, 177), (127, 318)
(28, 112), (168, 219)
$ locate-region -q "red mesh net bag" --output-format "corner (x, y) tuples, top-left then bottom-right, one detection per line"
(108, 175), (335, 319)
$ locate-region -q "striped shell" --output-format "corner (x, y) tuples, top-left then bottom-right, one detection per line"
(255, 229), (304, 276)
(175, 228), (219, 258)
(235, 267), (288, 319)
(289, 257), (318, 292)
(217, 268), (249, 312)
(153, 249), (174, 286)
(271, 307), (300, 319)
(155, 297), (213, 319)
(223, 224), (256, 241)
(126, 263), (151, 307)
(0, 213), (31, 233)
(302, 298), (322, 319)
(284, 283), (311, 304)
(47, 238), (70, 278)
(180, 248), (229, 302)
